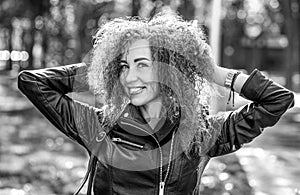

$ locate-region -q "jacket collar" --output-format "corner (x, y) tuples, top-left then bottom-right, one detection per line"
(116, 103), (180, 143)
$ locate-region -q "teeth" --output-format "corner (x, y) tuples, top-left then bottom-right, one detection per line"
(129, 87), (144, 94)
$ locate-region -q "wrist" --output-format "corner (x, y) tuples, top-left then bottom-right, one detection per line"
(212, 67), (249, 94)
(224, 71), (241, 90)
(212, 66), (228, 86)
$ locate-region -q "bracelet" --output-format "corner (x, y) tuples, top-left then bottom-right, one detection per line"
(230, 71), (241, 91)
(225, 71), (241, 107)
(224, 71), (241, 89)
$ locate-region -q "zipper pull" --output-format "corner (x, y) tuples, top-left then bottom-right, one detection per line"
(159, 182), (165, 195)
(112, 138), (121, 142)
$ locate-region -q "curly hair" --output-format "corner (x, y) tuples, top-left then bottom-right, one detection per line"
(88, 10), (221, 156)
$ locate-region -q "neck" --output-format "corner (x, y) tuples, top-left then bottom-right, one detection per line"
(140, 98), (163, 119)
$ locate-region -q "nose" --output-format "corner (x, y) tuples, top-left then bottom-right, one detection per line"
(124, 66), (138, 84)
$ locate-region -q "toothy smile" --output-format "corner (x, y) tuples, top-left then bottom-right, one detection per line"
(129, 87), (146, 95)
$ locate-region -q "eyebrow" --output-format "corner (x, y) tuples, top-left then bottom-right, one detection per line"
(120, 57), (151, 64)
(134, 57), (150, 63)
(120, 60), (128, 64)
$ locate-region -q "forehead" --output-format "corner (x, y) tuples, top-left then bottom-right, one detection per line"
(121, 39), (151, 60)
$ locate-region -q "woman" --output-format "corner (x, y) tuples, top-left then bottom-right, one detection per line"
(18, 11), (294, 195)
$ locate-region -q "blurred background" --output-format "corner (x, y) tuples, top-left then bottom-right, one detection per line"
(0, 0), (299, 195)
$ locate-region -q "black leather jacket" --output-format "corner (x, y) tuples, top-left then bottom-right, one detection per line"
(18, 63), (294, 195)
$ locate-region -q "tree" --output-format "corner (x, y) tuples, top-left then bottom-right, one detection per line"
(0, 0), (50, 70)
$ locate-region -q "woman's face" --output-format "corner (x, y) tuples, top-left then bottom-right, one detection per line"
(119, 39), (161, 107)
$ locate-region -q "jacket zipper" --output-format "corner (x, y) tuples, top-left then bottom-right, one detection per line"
(112, 137), (144, 149)
(119, 120), (175, 195)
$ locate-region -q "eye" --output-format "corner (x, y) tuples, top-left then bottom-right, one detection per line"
(137, 62), (149, 68)
(119, 62), (129, 71)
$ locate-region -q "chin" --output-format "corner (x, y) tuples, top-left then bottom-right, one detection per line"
(130, 99), (147, 107)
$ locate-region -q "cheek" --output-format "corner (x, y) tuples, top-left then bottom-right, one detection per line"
(152, 71), (160, 95)
(146, 71), (160, 95)
(145, 68), (159, 84)
(119, 74), (126, 87)
(119, 77), (128, 94)
(119, 76), (124, 86)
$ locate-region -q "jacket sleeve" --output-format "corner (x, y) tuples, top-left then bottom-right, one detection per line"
(208, 69), (295, 157)
(18, 63), (102, 149)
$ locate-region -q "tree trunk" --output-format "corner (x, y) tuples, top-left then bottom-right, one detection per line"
(6, 24), (13, 70)
(296, 0), (300, 91)
(177, 0), (195, 20)
(132, 0), (141, 16)
(281, 0), (294, 89)
(22, 20), (35, 69)
(41, 27), (48, 68)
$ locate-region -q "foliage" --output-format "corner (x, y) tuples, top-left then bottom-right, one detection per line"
(0, 0), (298, 71)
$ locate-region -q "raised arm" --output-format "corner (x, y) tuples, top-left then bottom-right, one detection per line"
(18, 63), (102, 149)
(208, 66), (295, 157)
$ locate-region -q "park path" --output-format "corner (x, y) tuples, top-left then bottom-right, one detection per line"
(236, 107), (300, 195)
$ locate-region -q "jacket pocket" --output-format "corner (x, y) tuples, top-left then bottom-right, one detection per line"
(112, 137), (144, 149)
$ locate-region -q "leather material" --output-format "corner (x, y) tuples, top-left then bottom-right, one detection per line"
(208, 70), (294, 157)
(18, 64), (294, 195)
